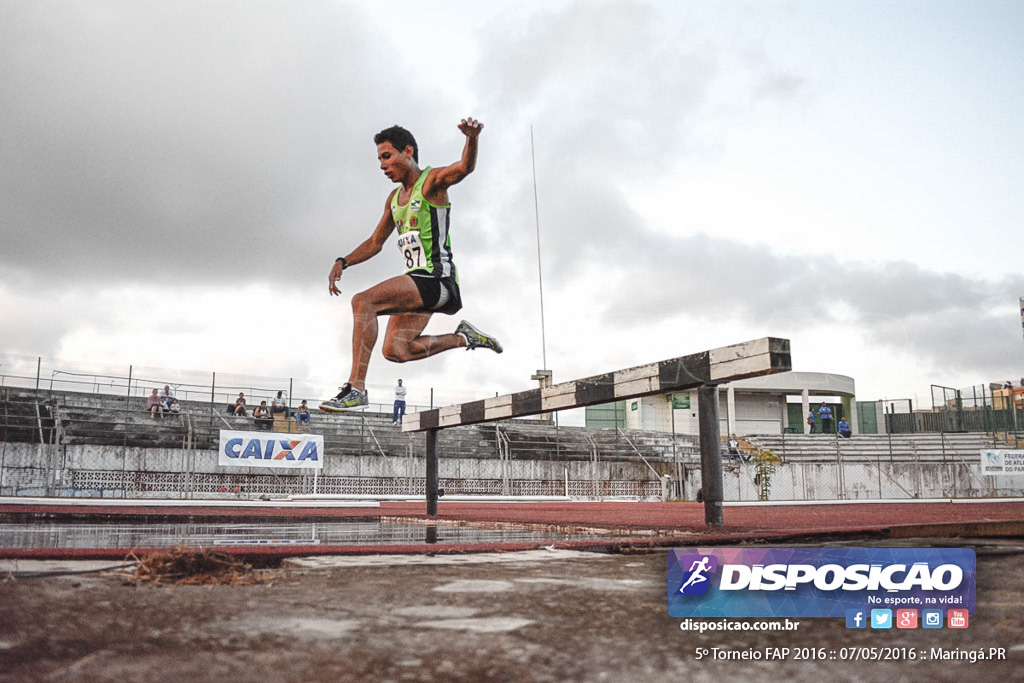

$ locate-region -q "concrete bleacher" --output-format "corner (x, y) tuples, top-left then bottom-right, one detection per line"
(745, 432), (1002, 463)
(0, 387), (698, 465)
(3, 386), (1004, 467)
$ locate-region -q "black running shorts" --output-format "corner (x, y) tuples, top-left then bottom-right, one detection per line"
(407, 271), (463, 316)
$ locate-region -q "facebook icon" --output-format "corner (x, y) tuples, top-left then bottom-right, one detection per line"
(845, 609), (866, 629)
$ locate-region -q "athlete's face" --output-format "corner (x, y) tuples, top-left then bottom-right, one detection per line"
(377, 141), (416, 182)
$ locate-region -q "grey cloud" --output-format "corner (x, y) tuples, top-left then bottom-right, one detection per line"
(462, 0), (818, 290)
(597, 226), (1020, 378)
(0, 1), (424, 286)
(752, 72), (807, 101)
(475, 1), (718, 175)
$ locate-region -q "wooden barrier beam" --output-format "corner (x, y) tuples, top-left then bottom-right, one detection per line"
(402, 337), (790, 433)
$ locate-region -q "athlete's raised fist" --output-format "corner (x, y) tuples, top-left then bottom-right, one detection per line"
(458, 118), (483, 138)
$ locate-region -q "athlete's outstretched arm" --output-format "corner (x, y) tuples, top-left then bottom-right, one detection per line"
(423, 118), (482, 201)
(329, 191), (397, 296)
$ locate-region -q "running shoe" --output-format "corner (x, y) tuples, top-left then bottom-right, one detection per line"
(456, 320), (503, 353)
(319, 383), (369, 412)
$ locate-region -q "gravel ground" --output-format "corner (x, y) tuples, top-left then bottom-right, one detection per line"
(1, 540), (1022, 682)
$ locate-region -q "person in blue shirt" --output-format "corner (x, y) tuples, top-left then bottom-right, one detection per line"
(818, 403), (833, 434)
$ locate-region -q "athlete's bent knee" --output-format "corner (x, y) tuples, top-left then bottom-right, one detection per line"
(382, 339), (412, 363)
(351, 292), (371, 316)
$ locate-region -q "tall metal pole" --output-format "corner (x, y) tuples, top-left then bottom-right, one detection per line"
(698, 384), (723, 526)
(531, 126), (548, 370)
(671, 395), (680, 498)
(209, 372), (216, 437)
(123, 365), (132, 499)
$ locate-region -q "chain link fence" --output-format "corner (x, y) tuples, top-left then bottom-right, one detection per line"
(695, 430), (1024, 501)
(3, 353), (1022, 502)
(1, 353), (689, 500)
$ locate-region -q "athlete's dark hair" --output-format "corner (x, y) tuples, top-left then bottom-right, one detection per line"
(374, 125), (418, 162)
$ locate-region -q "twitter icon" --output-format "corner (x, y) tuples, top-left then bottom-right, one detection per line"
(870, 609), (892, 629)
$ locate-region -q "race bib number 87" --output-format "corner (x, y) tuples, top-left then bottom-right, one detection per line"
(397, 232), (423, 272)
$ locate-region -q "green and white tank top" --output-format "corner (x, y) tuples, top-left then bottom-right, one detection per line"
(391, 168), (456, 279)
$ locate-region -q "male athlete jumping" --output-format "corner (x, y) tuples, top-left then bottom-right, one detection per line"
(320, 118), (502, 412)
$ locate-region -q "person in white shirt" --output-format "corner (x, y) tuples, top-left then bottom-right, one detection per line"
(159, 385), (175, 410)
(393, 379), (407, 425)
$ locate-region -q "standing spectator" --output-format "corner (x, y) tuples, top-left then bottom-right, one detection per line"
(838, 416), (852, 438)
(253, 401), (272, 431)
(818, 403), (833, 434)
(295, 400), (311, 428)
(806, 411), (816, 434)
(147, 388), (164, 419)
(159, 384), (175, 410)
(393, 379), (407, 425)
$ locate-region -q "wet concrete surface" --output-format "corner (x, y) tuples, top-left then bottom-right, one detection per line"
(2, 540), (1022, 682)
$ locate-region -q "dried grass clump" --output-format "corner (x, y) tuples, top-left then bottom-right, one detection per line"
(129, 547), (273, 586)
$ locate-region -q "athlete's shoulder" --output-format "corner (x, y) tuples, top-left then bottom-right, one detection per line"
(421, 166), (454, 206)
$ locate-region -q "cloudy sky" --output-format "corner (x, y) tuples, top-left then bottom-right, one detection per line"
(1, 0), (1022, 414)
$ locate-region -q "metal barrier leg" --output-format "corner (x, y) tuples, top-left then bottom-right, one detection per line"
(698, 384), (723, 527)
(426, 428), (438, 516)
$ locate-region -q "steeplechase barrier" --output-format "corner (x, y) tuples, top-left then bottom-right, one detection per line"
(403, 337), (792, 524)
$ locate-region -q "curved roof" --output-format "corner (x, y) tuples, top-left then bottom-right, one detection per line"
(723, 371), (855, 397)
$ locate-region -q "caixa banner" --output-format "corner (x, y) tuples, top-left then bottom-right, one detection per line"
(218, 430), (324, 470)
(667, 547), (975, 618)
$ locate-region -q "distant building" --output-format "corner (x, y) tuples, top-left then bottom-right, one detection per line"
(585, 371), (857, 437)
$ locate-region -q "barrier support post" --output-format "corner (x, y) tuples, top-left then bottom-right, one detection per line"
(698, 383), (723, 527)
(426, 428), (439, 516)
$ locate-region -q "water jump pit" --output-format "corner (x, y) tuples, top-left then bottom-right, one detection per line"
(0, 517), (620, 552)
(0, 497), (685, 560)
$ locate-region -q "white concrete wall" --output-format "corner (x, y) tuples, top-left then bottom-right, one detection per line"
(5, 443), (1021, 500)
(684, 461), (1023, 500)
(0, 442), (668, 494)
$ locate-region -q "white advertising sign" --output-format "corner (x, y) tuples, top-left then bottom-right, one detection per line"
(218, 430), (324, 469)
(981, 449), (1024, 476)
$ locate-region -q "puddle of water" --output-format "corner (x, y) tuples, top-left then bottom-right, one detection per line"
(0, 519), (604, 549)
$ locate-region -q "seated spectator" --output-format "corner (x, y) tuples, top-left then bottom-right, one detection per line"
(159, 384), (175, 410)
(838, 417), (852, 438)
(147, 388), (164, 419)
(727, 435), (751, 462)
(253, 400), (272, 431)
(231, 393), (247, 416)
(272, 390), (288, 418)
(168, 398), (181, 416)
(295, 400), (311, 427)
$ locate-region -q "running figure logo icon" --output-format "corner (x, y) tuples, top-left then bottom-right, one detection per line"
(676, 555), (718, 596)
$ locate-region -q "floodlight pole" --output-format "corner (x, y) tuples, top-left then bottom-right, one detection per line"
(530, 126), (554, 422)
(531, 126), (548, 372)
